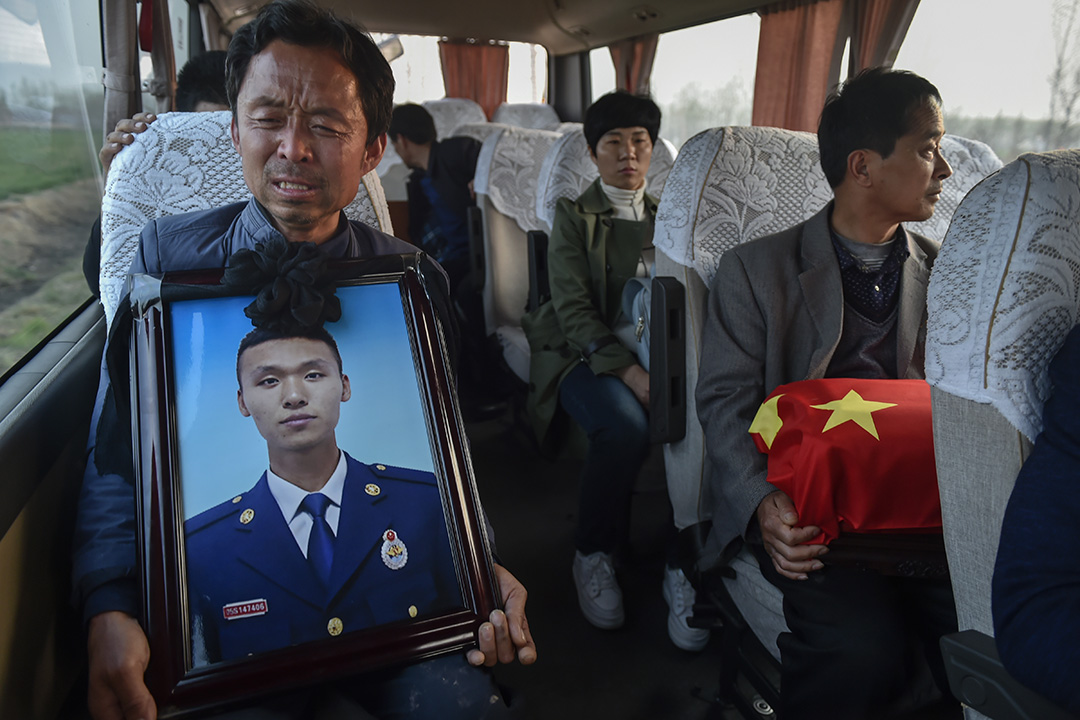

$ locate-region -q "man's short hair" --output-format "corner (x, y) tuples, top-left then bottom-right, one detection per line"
(236, 325), (344, 388)
(225, 0), (394, 144)
(818, 67), (943, 188)
(583, 91), (661, 154)
(176, 51), (228, 112)
(389, 103), (437, 145)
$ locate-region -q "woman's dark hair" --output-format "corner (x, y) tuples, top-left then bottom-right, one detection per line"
(176, 51), (228, 112)
(818, 67), (943, 188)
(236, 325), (343, 388)
(388, 103), (437, 145)
(225, 0), (394, 143)
(583, 91), (662, 153)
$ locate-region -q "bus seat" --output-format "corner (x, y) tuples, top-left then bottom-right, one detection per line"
(651, 126), (1004, 664)
(925, 149), (1080, 719)
(98, 110), (393, 326)
(452, 121), (512, 145)
(534, 128), (679, 234)
(492, 102), (562, 131)
(424, 97), (488, 138)
(473, 125), (563, 381)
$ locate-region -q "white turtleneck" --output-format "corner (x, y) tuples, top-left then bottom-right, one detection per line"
(601, 180), (648, 222)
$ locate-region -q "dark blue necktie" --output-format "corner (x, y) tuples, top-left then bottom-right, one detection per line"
(301, 492), (335, 585)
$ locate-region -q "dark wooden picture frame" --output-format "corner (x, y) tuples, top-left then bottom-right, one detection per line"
(130, 254), (499, 718)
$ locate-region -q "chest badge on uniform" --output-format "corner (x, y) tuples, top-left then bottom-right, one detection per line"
(222, 598), (268, 621)
(365, 483), (381, 496)
(381, 529), (408, 570)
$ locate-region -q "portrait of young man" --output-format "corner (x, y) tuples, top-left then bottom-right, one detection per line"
(182, 315), (461, 666)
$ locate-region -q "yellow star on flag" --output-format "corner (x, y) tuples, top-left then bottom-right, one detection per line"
(811, 389), (897, 440)
(749, 394), (784, 449)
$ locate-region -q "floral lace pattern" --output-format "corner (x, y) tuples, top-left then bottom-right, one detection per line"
(473, 126), (563, 233)
(492, 102), (562, 131)
(926, 150), (1080, 441)
(99, 111), (391, 324)
(423, 97), (487, 138)
(655, 126), (1002, 287)
(534, 131), (678, 231)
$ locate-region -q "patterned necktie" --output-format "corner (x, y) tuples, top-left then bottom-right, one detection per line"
(300, 492), (335, 585)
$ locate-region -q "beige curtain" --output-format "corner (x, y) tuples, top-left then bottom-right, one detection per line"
(438, 40), (509, 120)
(752, 0), (847, 131)
(849, 0), (921, 74)
(609, 33), (659, 96)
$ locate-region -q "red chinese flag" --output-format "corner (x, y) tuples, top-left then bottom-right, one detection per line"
(749, 378), (941, 545)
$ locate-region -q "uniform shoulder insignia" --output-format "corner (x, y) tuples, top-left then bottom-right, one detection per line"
(185, 496), (247, 535)
(366, 462), (438, 487)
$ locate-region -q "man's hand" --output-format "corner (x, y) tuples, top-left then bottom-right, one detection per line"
(100, 113), (157, 180)
(615, 364), (649, 408)
(467, 563), (537, 667)
(757, 490), (828, 581)
(87, 611), (157, 720)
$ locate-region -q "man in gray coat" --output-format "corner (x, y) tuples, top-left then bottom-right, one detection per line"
(697, 68), (958, 719)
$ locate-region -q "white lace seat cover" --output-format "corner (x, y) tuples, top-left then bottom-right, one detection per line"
(473, 125), (563, 380)
(422, 97), (487, 139)
(451, 122), (510, 145)
(656, 128), (1001, 285)
(534, 130), (679, 232)
(99, 110), (392, 325)
(926, 150), (1080, 442)
(492, 102), (562, 131)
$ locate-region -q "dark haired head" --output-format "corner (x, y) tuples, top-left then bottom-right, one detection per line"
(388, 103), (436, 145)
(236, 325), (343, 388)
(583, 91), (661, 154)
(818, 67), (942, 188)
(176, 51), (228, 112)
(225, 0), (394, 143)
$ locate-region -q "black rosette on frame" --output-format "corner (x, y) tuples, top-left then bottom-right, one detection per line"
(223, 235), (341, 330)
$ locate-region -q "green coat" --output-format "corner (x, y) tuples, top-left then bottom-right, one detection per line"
(521, 178), (659, 446)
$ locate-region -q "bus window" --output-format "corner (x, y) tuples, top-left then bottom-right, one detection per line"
(0, 0), (102, 377)
(589, 13), (759, 148)
(374, 34), (547, 107)
(896, 0), (1063, 161)
(651, 14), (758, 148)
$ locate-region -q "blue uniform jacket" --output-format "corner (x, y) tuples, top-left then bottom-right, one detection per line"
(186, 453), (462, 665)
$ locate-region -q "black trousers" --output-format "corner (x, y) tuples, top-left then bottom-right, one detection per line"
(750, 542), (959, 720)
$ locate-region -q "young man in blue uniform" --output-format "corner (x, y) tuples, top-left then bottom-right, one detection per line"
(186, 325), (461, 665)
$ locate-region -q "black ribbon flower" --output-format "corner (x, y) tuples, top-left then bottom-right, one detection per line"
(222, 235), (341, 331)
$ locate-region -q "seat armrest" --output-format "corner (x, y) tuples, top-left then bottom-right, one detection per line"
(467, 206), (484, 291)
(941, 630), (1073, 720)
(649, 276), (686, 444)
(526, 230), (550, 312)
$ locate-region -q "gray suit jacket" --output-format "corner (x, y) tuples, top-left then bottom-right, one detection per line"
(695, 204), (939, 549)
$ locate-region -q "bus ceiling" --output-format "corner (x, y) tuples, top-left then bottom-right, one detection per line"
(202, 0), (767, 56)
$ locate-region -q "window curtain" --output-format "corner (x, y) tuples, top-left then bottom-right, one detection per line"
(848, 0), (921, 75)
(438, 40), (509, 120)
(609, 33), (659, 96)
(751, 0), (846, 132)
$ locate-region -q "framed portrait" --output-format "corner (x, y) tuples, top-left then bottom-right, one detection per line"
(129, 254), (499, 717)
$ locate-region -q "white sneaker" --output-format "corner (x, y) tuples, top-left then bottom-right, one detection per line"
(572, 551), (624, 629)
(662, 566), (710, 651)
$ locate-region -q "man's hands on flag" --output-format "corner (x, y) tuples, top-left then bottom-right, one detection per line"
(757, 490), (828, 580)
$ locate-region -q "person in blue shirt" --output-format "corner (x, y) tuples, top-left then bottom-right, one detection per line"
(185, 324), (462, 666)
(993, 324), (1080, 714)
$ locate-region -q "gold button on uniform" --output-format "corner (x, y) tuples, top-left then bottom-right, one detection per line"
(239, 509), (255, 524)
(327, 617), (343, 636)
(408, 605), (418, 618)
(365, 483), (381, 496)
(232, 496), (242, 504)
(375, 464), (386, 471)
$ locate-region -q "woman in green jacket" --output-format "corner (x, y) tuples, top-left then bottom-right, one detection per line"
(522, 92), (706, 651)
